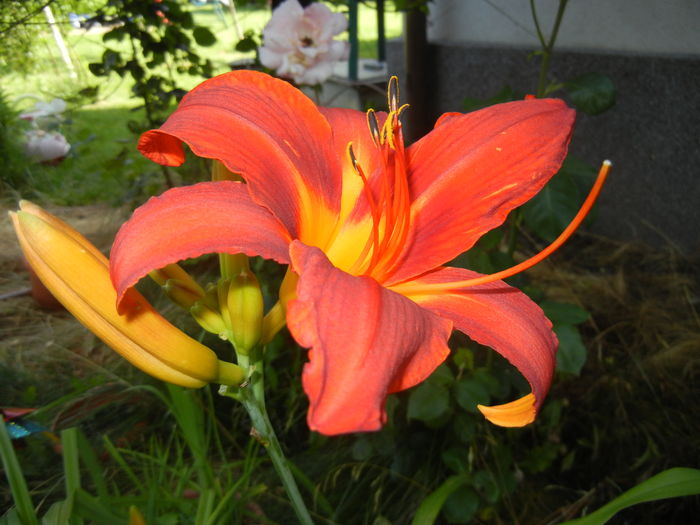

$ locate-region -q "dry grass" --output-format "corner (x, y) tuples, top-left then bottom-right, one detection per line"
(0, 203), (134, 407)
(525, 234), (700, 523)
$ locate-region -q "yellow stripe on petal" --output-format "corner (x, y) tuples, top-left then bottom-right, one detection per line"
(477, 393), (537, 427)
(11, 204), (242, 388)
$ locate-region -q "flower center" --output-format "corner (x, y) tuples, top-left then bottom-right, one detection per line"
(347, 77), (412, 282)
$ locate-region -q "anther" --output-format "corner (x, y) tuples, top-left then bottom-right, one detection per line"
(367, 110), (381, 146)
(388, 76), (400, 113)
(347, 143), (359, 172)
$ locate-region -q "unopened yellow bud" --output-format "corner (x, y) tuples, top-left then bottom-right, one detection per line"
(11, 201), (245, 389)
(161, 279), (203, 309)
(219, 252), (249, 279)
(217, 278), (233, 335)
(261, 301), (286, 344)
(150, 263), (205, 309)
(191, 301), (227, 338)
(226, 271), (264, 355)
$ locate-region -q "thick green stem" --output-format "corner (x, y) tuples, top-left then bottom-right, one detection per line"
(231, 382), (314, 524)
(223, 347), (313, 524)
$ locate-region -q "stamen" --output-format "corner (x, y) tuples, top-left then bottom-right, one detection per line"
(393, 161), (612, 294)
(367, 110), (381, 146)
(346, 143), (382, 274)
(388, 76), (400, 113)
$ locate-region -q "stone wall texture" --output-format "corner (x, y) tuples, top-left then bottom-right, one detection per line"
(387, 41), (700, 253)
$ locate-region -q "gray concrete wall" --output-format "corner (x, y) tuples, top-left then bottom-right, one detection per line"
(428, 0), (700, 57)
(386, 41), (700, 253)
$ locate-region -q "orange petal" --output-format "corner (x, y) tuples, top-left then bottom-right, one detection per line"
(477, 393), (536, 427)
(110, 181), (291, 310)
(287, 241), (451, 435)
(388, 98), (575, 284)
(400, 266), (557, 426)
(138, 70), (341, 245)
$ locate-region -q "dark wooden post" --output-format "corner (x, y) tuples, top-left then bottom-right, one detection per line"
(404, 7), (434, 144)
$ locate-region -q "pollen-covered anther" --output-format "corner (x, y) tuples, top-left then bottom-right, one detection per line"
(367, 110), (381, 146)
(388, 76), (400, 113)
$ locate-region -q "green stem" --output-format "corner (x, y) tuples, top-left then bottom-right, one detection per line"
(229, 381), (314, 524)
(533, 0), (570, 97)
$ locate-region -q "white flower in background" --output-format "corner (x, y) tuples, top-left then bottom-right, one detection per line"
(259, 0), (349, 86)
(20, 98), (67, 121)
(25, 129), (70, 163)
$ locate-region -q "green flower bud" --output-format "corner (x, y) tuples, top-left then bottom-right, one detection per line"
(226, 270), (264, 355)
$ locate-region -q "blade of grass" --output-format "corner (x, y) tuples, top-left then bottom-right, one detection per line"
(61, 427), (83, 525)
(195, 488), (216, 525)
(72, 488), (124, 525)
(0, 418), (39, 525)
(76, 429), (109, 500)
(561, 468), (700, 525)
(410, 474), (470, 525)
(102, 435), (146, 493)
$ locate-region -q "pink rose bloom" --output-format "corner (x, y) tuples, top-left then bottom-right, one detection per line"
(25, 130), (70, 163)
(259, 0), (349, 85)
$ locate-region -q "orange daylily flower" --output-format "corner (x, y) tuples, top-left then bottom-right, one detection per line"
(111, 70), (593, 435)
(11, 201), (244, 388)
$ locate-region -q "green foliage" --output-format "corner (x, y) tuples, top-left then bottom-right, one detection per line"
(0, 88), (32, 195)
(561, 468), (700, 525)
(565, 72), (616, 115)
(87, 0), (216, 130)
(0, 386), (264, 524)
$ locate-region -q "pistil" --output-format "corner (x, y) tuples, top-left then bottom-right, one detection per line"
(391, 160), (612, 295)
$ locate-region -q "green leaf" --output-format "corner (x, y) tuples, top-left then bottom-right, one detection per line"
(454, 378), (490, 413)
(559, 156), (598, 189)
(0, 508), (23, 525)
(0, 419), (39, 525)
(71, 489), (124, 525)
(411, 475), (470, 525)
(407, 381), (451, 423)
(554, 324), (587, 375)
(564, 72), (616, 115)
(443, 485), (479, 523)
(540, 301), (590, 325)
(236, 36), (259, 53)
(561, 468), (700, 525)
(521, 169), (581, 241)
(430, 364), (455, 386)
(441, 447), (470, 474)
(193, 27), (216, 47)
(473, 470), (500, 503)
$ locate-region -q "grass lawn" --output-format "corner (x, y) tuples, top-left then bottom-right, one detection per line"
(2, 2), (403, 205)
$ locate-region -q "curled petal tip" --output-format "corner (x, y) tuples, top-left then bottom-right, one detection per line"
(477, 393), (537, 427)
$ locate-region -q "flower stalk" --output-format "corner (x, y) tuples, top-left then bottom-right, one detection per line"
(221, 351), (314, 525)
